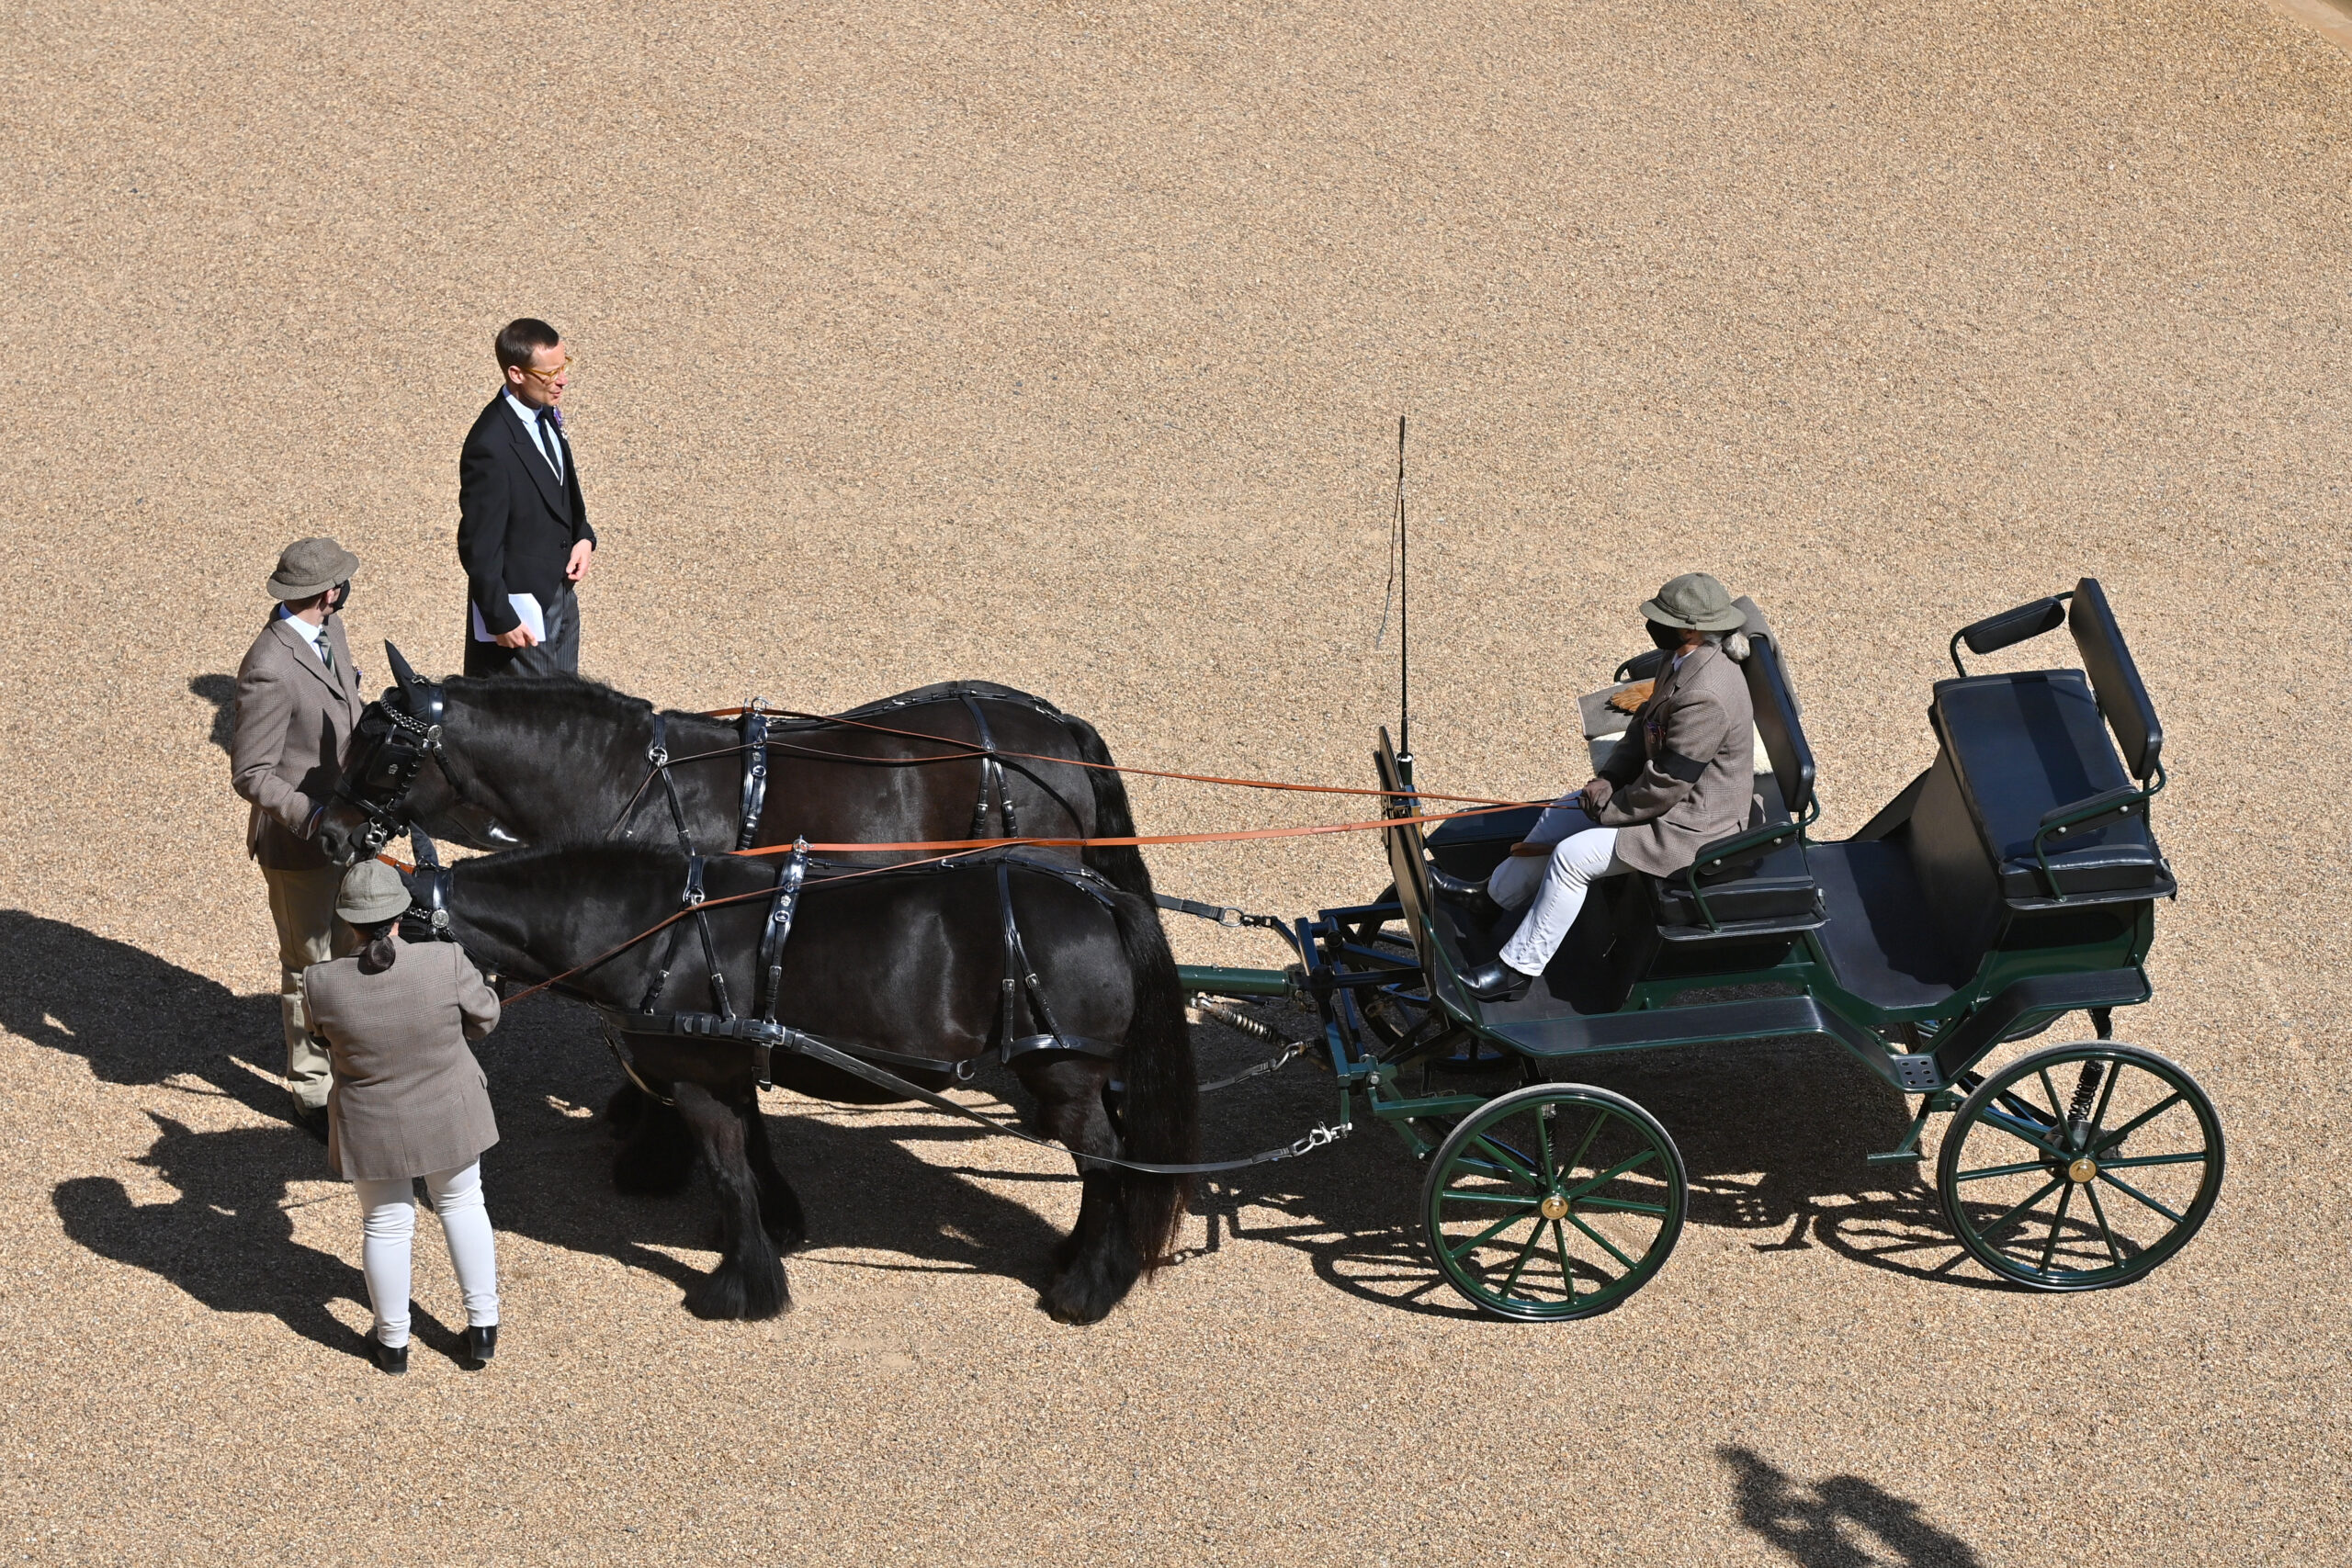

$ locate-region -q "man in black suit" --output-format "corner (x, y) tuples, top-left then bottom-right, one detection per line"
(458, 317), (597, 676)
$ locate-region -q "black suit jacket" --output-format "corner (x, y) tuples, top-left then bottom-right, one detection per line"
(457, 394), (595, 637)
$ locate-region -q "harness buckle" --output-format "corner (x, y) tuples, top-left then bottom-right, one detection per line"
(648, 745), (670, 767)
(1289, 1123), (1348, 1156)
(684, 885), (705, 907)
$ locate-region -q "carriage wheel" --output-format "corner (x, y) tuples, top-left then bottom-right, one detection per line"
(1421, 1084), (1687, 1321)
(1937, 1043), (2223, 1292)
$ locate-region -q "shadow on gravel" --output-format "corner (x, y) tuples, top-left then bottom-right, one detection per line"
(16, 914), (1081, 1338)
(188, 673), (237, 755)
(1720, 1446), (1984, 1567)
(1176, 1011), (2000, 1317)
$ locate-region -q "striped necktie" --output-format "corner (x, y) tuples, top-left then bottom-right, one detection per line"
(537, 408), (565, 483)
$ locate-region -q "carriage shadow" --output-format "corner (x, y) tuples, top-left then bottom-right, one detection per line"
(1184, 1017), (1995, 1320)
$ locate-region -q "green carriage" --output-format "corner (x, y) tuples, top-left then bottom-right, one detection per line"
(1184, 579), (2222, 1320)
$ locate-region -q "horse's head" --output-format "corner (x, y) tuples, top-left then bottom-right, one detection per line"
(315, 643), (525, 866)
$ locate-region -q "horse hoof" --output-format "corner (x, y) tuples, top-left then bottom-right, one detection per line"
(685, 1261), (792, 1322)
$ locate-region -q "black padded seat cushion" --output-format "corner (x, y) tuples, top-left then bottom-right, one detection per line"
(1930, 670), (2165, 901)
(1643, 837), (1820, 933)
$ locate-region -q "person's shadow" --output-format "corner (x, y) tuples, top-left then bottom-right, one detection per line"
(19, 910), (1093, 1350)
(1720, 1446), (1984, 1567)
(190, 673), (237, 755)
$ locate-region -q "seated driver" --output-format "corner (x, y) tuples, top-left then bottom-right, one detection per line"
(1441, 573), (1758, 1002)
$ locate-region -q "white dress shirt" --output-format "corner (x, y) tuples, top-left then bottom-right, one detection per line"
(503, 388), (564, 482)
(275, 605), (333, 665)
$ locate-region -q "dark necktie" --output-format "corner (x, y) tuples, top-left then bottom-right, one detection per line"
(538, 409), (564, 483)
(318, 636), (335, 675)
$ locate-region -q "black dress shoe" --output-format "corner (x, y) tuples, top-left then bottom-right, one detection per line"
(464, 1324), (498, 1367)
(1426, 869), (1506, 927)
(369, 1336), (410, 1376)
(1462, 959), (1536, 1003)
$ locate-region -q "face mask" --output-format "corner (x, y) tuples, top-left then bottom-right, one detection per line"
(329, 581), (353, 613)
(1646, 620), (1685, 651)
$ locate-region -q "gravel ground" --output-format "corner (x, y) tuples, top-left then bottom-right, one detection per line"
(3, 1), (2349, 1562)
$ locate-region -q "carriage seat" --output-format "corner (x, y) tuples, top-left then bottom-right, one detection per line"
(1929, 668), (2167, 903)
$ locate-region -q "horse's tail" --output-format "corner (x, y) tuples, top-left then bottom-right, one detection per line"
(1061, 713), (1156, 900)
(1111, 887), (1197, 1270)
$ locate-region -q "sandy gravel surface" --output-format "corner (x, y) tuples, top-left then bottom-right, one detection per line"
(3, 1), (2348, 1562)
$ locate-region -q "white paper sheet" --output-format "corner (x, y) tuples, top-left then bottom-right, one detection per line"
(469, 593), (548, 643)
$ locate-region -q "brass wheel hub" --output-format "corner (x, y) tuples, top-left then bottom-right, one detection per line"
(2066, 1156), (2099, 1184)
(1539, 1193), (1571, 1221)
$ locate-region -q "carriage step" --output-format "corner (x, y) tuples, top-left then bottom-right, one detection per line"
(1865, 1147), (1925, 1165)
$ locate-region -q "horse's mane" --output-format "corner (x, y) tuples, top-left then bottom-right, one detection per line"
(443, 673), (655, 723)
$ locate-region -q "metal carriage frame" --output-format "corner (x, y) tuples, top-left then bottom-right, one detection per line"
(1181, 580), (2224, 1321)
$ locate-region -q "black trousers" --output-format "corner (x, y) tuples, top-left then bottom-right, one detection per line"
(463, 588), (580, 678)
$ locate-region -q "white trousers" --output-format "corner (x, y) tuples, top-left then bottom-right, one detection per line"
(352, 1161), (500, 1348)
(1485, 797), (1625, 977)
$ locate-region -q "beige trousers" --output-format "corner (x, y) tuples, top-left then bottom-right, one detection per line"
(262, 864), (355, 1111)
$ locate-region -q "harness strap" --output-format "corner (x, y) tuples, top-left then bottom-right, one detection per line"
(598, 1010), (1347, 1175)
(747, 840), (808, 1087)
(736, 705), (771, 852)
(961, 692), (1018, 840)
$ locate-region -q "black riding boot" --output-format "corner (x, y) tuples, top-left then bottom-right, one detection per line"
(1427, 866), (1507, 929)
(1462, 959), (1536, 1004)
(463, 1324), (498, 1368)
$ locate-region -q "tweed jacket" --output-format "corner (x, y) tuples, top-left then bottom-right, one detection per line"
(1589, 642), (1757, 878)
(231, 613), (369, 869)
(457, 394), (595, 637)
(302, 938), (502, 1182)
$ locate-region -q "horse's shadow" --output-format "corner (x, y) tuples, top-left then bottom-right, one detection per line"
(1181, 1009), (1989, 1319)
(11, 913), (1079, 1344)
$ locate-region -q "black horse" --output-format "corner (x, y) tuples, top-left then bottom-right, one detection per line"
(315, 655), (1155, 897)
(428, 841), (1198, 1324)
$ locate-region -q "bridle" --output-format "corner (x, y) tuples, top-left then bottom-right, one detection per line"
(334, 672), (504, 863)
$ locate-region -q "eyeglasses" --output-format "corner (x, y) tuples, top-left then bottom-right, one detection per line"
(516, 355), (574, 381)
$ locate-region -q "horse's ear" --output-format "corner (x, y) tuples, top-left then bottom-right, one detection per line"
(383, 641), (421, 694)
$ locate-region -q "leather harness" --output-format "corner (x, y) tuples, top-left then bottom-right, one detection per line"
(599, 849), (1122, 1101)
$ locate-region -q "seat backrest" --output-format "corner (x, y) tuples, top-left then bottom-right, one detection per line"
(2067, 578), (2162, 781)
(1731, 597), (1816, 820)
(1374, 728), (1437, 946)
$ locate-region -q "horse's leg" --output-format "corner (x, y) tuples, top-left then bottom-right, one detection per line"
(611, 1095), (696, 1196)
(1021, 1059), (1142, 1325)
(672, 1081), (790, 1320)
(739, 1098), (806, 1249)
(604, 1079), (650, 1140)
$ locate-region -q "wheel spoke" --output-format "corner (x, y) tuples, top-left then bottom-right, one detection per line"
(1568, 1210), (1640, 1272)
(1534, 1103), (1556, 1183)
(1445, 1208), (1535, 1261)
(2037, 1181), (2076, 1274)
(1438, 1190), (1541, 1208)
(2099, 1150), (2208, 1172)
(1566, 1109), (1606, 1176)
(2097, 1169), (2186, 1224)
(1977, 1177), (2065, 1241)
(2092, 1090), (2186, 1154)
(1975, 1107), (2065, 1157)
(1549, 1219), (1575, 1295)
(2083, 1180), (2124, 1269)
(1576, 1194), (1668, 1217)
(1470, 1135), (1546, 1190)
(1495, 1219), (1548, 1296)
(2087, 1053), (2123, 1137)
(1993, 1089), (2058, 1129)
(2036, 1067), (2066, 1123)
(1953, 1157), (2052, 1184)
(1566, 1145), (1658, 1200)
